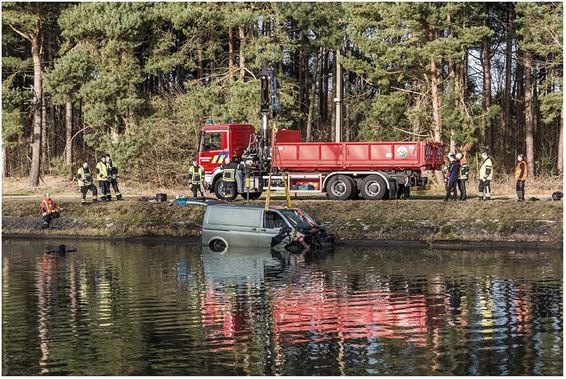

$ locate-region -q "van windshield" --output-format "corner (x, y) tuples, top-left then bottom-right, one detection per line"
(279, 209), (318, 230)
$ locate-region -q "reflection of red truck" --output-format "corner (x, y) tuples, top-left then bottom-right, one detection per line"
(197, 123), (444, 201)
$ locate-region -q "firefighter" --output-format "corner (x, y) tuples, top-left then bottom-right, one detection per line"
(96, 155), (110, 202)
(77, 162), (98, 205)
(443, 153), (460, 201)
(456, 152), (470, 201)
(40, 193), (61, 229)
(515, 153), (528, 202)
(221, 157), (239, 198)
(188, 160), (206, 197)
(478, 151), (494, 200)
(105, 154), (123, 200)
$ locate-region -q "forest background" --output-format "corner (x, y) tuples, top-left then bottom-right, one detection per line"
(2, 2), (563, 188)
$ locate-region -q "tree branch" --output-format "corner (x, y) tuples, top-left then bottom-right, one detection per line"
(70, 125), (94, 142)
(8, 23), (32, 41)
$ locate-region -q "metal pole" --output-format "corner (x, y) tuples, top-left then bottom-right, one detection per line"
(334, 49), (342, 143)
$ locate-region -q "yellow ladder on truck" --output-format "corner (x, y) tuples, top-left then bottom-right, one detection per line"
(264, 173), (292, 211)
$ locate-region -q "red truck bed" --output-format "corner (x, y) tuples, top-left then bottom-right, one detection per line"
(272, 137), (444, 172)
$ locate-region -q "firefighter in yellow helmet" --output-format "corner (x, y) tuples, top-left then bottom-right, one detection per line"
(76, 162), (98, 205)
(188, 160), (206, 197)
(96, 156), (110, 202)
(478, 152), (493, 200)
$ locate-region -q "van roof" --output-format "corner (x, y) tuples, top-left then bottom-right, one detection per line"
(207, 204), (300, 211)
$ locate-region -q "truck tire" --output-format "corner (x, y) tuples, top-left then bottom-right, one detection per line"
(327, 175), (355, 200)
(240, 191), (262, 200)
(214, 179), (237, 201)
(360, 175), (387, 200)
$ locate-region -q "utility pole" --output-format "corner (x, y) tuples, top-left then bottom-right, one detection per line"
(334, 49), (342, 142)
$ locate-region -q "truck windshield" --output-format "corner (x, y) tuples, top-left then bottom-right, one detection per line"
(279, 209), (318, 229)
(201, 132), (221, 151)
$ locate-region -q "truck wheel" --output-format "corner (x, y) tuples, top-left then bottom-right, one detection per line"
(240, 192), (262, 200)
(214, 179), (237, 201)
(360, 175), (387, 200)
(327, 175), (354, 200)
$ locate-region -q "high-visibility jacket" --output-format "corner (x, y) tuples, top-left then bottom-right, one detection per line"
(188, 165), (205, 184)
(96, 161), (109, 181)
(515, 160), (528, 180)
(222, 163), (238, 182)
(40, 198), (58, 214)
(77, 167), (93, 186)
(459, 158), (470, 180)
(479, 157), (493, 181)
(106, 160), (118, 180)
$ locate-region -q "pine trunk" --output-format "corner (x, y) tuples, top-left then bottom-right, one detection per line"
(239, 25), (246, 80)
(41, 94), (48, 172)
(228, 26), (235, 81)
(2, 145), (6, 177)
(515, 46), (525, 156)
(481, 37), (493, 153)
(28, 27), (42, 187)
(65, 94), (73, 179)
(425, 22), (443, 184)
(425, 23), (442, 143)
(558, 108), (563, 174)
(503, 3), (514, 142)
(306, 48), (322, 142)
(524, 51), (535, 176)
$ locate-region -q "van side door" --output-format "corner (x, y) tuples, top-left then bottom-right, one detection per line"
(259, 210), (291, 247)
(228, 208), (262, 247)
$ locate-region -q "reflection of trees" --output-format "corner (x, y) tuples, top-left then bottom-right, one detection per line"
(1, 239), (562, 375)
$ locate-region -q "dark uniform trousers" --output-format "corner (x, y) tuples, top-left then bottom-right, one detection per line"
(99, 180), (110, 200)
(42, 212), (60, 228)
(516, 180), (526, 200)
(445, 180), (458, 201)
(191, 182), (204, 197)
(457, 179), (467, 200)
(108, 179), (122, 200)
(81, 184), (98, 202)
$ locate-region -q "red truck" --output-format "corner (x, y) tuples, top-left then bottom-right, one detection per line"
(197, 122), (444, 201)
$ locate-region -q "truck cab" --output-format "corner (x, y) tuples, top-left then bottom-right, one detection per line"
(197, 124), (256, 189)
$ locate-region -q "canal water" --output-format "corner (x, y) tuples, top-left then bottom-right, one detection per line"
(2, 238), (562, 375)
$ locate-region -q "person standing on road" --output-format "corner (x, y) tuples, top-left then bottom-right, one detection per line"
(444, 152), (457, 199)
(443, 153), (460, 201)
(77, 162), (98, 205)
(515, 153), (528, 202)
(456, 152), (469, 201)
(220, 157), (239, 198)
(188, 160), (206, 197)
(105, 154), (123, 200)
(96, 155), (110, 202)
(478, 152), (493, 200)
(40, 193), (61, 229)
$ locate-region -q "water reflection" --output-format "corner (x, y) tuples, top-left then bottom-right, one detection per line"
(2, 239), (562, 375)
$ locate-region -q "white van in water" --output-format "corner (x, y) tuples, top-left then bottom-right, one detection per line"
(201, 204), (330, 251)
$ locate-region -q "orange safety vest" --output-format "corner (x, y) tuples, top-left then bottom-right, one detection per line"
(40, 198), (58, 213)
(515, 161), (528, 180)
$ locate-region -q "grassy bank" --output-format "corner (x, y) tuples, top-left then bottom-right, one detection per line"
(2, 197), (563, 243)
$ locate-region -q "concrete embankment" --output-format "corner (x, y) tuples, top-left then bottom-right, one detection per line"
(2, 198), (563, 246)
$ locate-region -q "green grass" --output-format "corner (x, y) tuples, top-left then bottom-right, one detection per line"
(2, 198), (562, 242)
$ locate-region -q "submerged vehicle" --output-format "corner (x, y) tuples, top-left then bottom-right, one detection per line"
(202, 204), (334, 252)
